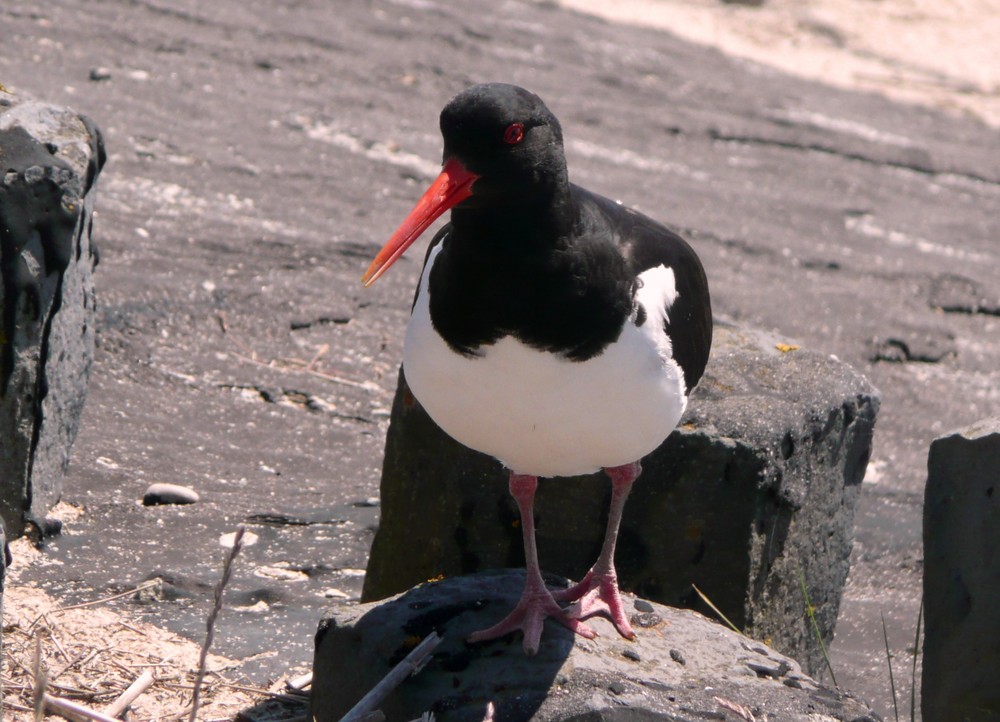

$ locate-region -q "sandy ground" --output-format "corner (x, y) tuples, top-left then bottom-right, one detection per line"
(560, 0), (1000, 127)
(3, 510), (302, 721)
(3, 541), (306, 722)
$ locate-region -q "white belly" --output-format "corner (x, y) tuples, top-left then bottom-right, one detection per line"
(403, 245), (687, 477)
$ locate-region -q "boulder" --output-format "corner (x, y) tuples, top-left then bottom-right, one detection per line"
(362, 324), (879, 675)
(312, 570), (878, 721)
(923, 416), (1000, 721)
(0, 90), (104, 538)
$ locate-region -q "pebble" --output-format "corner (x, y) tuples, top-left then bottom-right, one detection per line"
(633, 599), (655, 613)
(89, 67), (112, 81)
(142, 483), (199, 506)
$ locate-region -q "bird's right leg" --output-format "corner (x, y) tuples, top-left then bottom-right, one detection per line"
(467, 471), (597, 655)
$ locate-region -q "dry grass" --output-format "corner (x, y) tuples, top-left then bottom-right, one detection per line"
(3, 538), (308, 721)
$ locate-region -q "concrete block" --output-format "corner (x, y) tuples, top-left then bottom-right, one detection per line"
(923, 416), (1000, 721)
(0, 89), (104, 538)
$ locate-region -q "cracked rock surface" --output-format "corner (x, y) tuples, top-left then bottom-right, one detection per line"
(312, 570), (878, 722)
(2, 0), (997, 709)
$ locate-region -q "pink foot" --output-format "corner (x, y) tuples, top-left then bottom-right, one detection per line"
(468, 577), (597, 655)
(553, 569), (636, 640)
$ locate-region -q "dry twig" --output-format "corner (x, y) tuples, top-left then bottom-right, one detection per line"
(339, 632), (442, 722)
(188, 525), (247, 722)
(103, 668), (156, 717)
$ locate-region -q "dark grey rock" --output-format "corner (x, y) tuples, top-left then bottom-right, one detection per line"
(142, 482), (200, 506)
(0, 521), (6, 717)
(923, 416), (1000, 721)
(363, 324), (879, 676)
(312, 570), (877, 722)
(0, 90), (104, 539)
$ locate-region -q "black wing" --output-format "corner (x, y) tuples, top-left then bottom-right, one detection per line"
(577, 186), (713, 393)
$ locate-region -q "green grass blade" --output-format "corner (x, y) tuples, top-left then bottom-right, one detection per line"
(798, 567), (838, 688)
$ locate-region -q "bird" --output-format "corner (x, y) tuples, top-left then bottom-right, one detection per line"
(362, 83), (712, 655)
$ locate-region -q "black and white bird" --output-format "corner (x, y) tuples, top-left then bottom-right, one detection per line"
(363, 83), (712, 655)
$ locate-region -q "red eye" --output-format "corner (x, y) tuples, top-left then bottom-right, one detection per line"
(503, 123), (525, 145)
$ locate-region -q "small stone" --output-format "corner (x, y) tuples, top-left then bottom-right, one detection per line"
(622, 648), (641, 662)
(631, 611), (663, 628)
(142, 483), (199, 506)
(608, 681), (626, 695)
(669, 648), (686, 665)
(255, 565), (309, 582)
(633, 599), (654, 613)
(89, 67), (112, 81)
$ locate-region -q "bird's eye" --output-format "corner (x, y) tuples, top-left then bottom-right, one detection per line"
(503, 123), (525, 145)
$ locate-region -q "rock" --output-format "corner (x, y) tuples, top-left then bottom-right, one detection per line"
(1, 521), (6, 718)
(362, 323), (879, 676)
(928, 273), (1000, 317)
(312, 570), (877, 721)
(868, 324), (957, 363)
(923, 416), (1000, 721)
(88, 67), (112, 82)
(142, 483), (200, 506)
(0, 90), (105, 539)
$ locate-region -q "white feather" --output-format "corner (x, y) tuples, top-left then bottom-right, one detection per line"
(403, 243), (687, 477)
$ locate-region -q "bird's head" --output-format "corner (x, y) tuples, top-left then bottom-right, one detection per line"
(362, 83), (566, 286)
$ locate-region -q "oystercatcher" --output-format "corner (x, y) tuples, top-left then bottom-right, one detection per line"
(363, 83), (712, 654)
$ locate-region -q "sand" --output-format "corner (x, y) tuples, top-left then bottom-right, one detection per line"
(559, 0), (1000, 127)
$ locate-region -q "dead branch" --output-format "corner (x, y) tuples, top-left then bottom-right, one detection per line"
(339, 632), (442, 722)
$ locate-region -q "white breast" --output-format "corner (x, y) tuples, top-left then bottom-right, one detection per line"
(402, 244), (687, 477)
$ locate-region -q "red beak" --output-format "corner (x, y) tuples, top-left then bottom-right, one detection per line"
(362, 157), (479, 286)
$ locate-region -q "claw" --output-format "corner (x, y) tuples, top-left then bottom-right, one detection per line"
(555, 569), (636, 640)
(469, 577), (596, 654)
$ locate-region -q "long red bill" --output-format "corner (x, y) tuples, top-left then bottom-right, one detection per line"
(362, 157), (479, 286)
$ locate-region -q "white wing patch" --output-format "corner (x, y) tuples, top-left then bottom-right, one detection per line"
(634, 264), (677, 364)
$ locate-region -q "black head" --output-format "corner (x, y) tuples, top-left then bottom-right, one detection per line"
(362, 84), (570, 285)
(440, 83), (568, 207)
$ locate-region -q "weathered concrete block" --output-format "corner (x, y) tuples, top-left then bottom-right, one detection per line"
(362, 324), (879, 675)
(0, 90), (104, 538)
(313, 570), (878, 721)
(923, 416), (1000, 722)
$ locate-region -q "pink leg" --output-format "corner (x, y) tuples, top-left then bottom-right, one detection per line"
(468, 472), (597, 655)
(553, 461), (641, 640)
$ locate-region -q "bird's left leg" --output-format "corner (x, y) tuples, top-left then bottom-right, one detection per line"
(552, 460), (640, 640)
